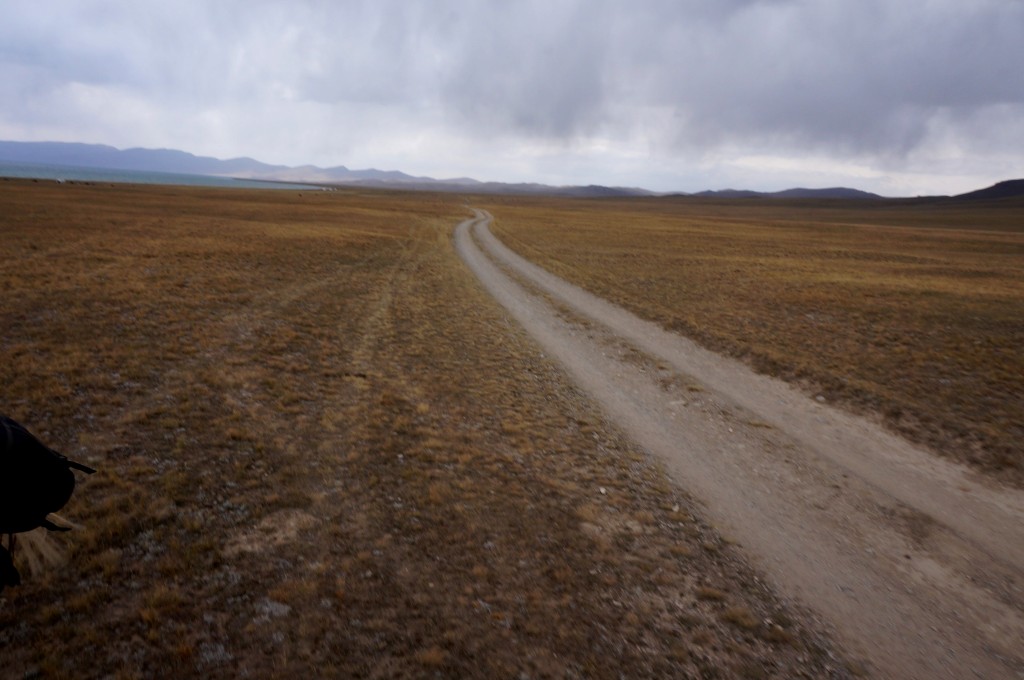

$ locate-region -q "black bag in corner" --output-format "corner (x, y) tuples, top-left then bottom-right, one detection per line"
(0, 544), (19, 590)
(0, 415), (96, 536)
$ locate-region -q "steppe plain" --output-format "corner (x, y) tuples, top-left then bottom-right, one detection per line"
(483, 193), (1023, 483)
(1, 179), (1021, 678)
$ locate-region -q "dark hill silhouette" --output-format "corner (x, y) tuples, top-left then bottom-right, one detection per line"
(692, 187), (881, 200)
(773, 187), (881, 199)
(692, 189), (763, 199)
(952, 179), (1024, 201)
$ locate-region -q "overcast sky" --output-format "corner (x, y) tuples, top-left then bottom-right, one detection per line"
(2, 1), (1022, 195)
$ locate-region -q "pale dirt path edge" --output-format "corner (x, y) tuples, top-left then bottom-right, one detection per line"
(455, 210), (1024, 680)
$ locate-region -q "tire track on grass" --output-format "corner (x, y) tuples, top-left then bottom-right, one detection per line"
(455, 209), (1024, 680)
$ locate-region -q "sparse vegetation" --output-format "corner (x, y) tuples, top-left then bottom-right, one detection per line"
(485, 195), (1024, 484)
(0, 181), (845, 677)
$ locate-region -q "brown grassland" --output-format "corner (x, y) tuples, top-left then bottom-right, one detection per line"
(484, 195), (1024, 486)
(0, 180), (847, 678)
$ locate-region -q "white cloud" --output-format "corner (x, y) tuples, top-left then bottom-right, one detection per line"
(1, 0), (1022, 194)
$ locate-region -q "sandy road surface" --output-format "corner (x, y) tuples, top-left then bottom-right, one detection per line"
(455, 210), (1024, 679)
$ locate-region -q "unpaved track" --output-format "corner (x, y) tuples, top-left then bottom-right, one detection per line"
(455, 210), (1024, 679)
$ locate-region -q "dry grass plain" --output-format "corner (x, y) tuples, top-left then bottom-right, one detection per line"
(0, 180), (846, 678)
(484, 195), (1024, 486)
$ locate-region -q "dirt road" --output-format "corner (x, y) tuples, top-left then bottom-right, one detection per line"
(456, 209), (1024, 679)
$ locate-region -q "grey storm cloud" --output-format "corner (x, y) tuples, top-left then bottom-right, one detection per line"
(2, 0), (1023, 193)
(434, 0), (1024, 154)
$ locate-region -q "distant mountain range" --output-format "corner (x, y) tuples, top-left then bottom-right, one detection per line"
(0, 140), (439, 184)
(686, 187), (883, 200)
(0, 140), (662, 196)
(1, 140), (1022, 200)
